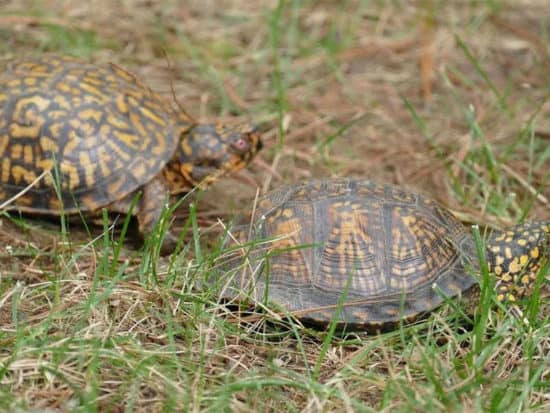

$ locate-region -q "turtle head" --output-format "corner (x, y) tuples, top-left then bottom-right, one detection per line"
(165, 122), (262, 193)
(486, 222), (549, 302)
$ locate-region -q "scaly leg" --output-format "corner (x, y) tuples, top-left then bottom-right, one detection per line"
(487, 222), (549, 303)
(110, 174), (178, 253)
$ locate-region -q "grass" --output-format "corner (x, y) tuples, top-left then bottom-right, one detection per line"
(0, 0), (549, 411)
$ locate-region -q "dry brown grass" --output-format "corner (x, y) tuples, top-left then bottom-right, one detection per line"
(0, 0), (549, 411)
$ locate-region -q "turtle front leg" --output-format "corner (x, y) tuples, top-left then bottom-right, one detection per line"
(137, 174), (179, 253)
(110, 174), (178, 253)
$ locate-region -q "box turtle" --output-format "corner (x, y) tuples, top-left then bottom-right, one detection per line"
(0, 55), (262, 252)
(220, 179), (549, 330)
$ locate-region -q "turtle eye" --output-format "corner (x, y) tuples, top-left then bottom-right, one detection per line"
(231, 137), (250, 153)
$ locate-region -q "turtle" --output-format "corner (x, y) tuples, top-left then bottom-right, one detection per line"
(0, 55), (262, 252)
(219, 179), (549, 330)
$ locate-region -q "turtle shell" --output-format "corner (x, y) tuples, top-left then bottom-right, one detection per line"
(0, 55), (188, 213)
(221, 179), (478, 330)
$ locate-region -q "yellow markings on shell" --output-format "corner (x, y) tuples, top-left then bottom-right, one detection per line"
(401, 215), (417, 226)
(110, 64), (135, 83)
(10, 144), (23, 159)
(69, 119), (88, 132)
(130, 159), (148, 180)
(152, 133), (167, 156)
(126, 86), (148, 99)
(40, 136), (59, 153)
(64, 130), (81, 154)
(113, 131), (142, 150)
(78, 108), (103, 123)
(23, 77), (37, 86)
(138, 105), (166, 127)
(30, 63), (50, 73)
(494, 266), (502, 275)
(272, 218), (301, 248)
(6, 79), (21, 88)
(271, 216), (305, 281)
(97, 150), (111, 178)
(56, 82), (72, 94)
(517, 238), (527, 246)
(80, 194), (102, 211)
(78, 152), (97, 187)
(83, 95), (102, 105)
(9, 118), (44, 138)
(37, 159), (54, 172)
(0, 135), (9, 154)
(113, 157), (124, 170)
(521, 274), (530, 285)
(107, 177), (126, 198)
(530, 247), (539, 259)
(60, 162), (80, 189)
(48, 110), (68, 120)
(79, 82), (105, 98)
(107, 114), (129, 130)
(106, 139), (131, 161)
(23, 145), (33, 164)
(391, 265), (419, 278)
(53, 94), (70, 110)
(83, 75), (103, 86)
(1, 158), (11, 182)
(11, 165), (36, 184)
(115, 95), (129, 114)
(129, 112), (147, 137)
(98, 124), (113, 141)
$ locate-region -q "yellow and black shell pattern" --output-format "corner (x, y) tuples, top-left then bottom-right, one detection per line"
(0, 55), (188, 213)
(222, 179), (478, 329)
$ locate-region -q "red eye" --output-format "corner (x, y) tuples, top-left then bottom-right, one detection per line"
(232, 138), (249, 152)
